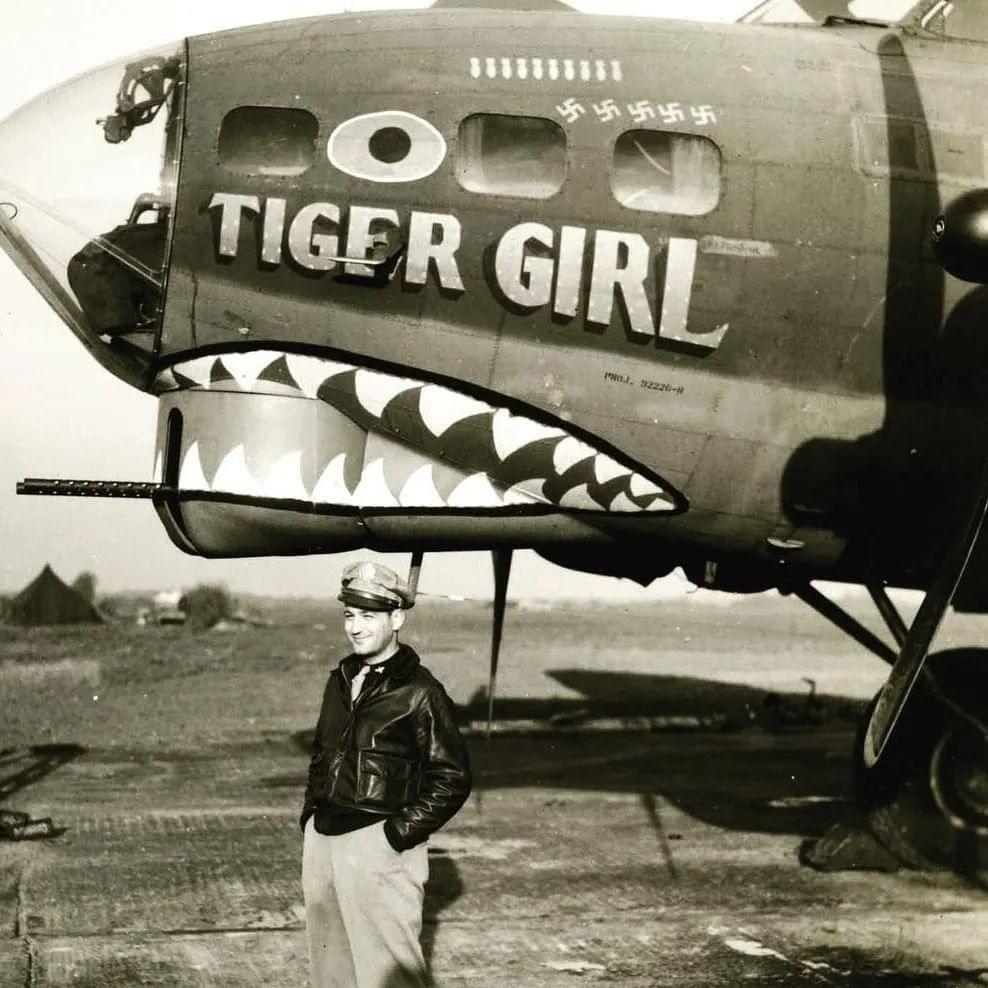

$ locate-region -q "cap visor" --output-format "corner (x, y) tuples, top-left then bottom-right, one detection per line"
(338, 589), (398, 611)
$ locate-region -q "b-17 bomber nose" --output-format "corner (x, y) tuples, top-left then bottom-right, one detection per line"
(0, 42), (185, 386)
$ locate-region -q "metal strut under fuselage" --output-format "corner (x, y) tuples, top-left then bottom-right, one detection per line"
(399, 548), (511, 741)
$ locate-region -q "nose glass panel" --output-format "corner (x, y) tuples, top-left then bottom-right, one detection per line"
(0, 43), (185, 386)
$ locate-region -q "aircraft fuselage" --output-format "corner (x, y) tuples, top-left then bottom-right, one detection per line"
(4, 9), (987, 597)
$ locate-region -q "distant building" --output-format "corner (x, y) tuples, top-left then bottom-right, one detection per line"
(151, 590), (187, 626)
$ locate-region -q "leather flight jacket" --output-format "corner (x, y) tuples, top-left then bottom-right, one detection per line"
(300, 644), (471, 850)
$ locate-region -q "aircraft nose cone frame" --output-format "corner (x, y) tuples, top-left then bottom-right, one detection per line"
(0, 42), (185, 383)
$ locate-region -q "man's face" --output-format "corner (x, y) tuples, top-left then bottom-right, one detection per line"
(343, 605), (403, 660)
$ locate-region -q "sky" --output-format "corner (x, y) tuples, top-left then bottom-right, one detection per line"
(0, 0), (918, 601)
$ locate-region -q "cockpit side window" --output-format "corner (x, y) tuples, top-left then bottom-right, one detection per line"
(611, 130), (721, 216)
(218, 106), (319, 177)
(456, 113), (566, 199)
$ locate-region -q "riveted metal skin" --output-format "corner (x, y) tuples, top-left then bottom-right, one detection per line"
(7, 8), (988, 599)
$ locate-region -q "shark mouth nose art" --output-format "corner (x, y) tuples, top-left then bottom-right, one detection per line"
(155, 350), (680, 515)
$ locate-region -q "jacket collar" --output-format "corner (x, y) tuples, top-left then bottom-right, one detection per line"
(339, 643), (420, 687)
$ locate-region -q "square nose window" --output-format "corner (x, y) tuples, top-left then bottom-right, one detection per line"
(457, 113), (566, 199)
(218, 106), (319, 177)
(612, 130), (721, 216)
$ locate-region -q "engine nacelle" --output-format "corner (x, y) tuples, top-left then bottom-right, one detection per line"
(932, 189), (988, 285)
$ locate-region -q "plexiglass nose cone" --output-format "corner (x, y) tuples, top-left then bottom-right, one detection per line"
(0, 43), (185, 384)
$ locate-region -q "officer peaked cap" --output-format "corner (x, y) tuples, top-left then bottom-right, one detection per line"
(338, 561), (414, 610)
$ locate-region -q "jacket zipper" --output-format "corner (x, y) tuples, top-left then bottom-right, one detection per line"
(326, 670), (387, 800)
(327, 674), (356, 800)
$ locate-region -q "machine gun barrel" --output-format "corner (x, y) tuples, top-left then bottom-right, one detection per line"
(17, 478), (165, 498)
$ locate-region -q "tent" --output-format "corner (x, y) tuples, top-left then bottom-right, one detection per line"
(5, 565), (103, 625)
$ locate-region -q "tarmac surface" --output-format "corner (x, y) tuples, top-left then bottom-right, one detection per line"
(2, 726), (986, 987)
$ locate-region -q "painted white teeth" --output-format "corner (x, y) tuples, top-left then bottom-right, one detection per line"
(553, 436), (595, 475)
(630, 474), (664, 498)
(212, 444), (254, 496)
(178, 442), (209, 491)
(311, 454), (352, 504)
(398, 464), (445, 507)
(152, 449), (163, 483)
(521, 479), (551, 504)
(262, 450), (308, 500)
(609, 492), (640, 513)
(593, 453), (630, 485)
(419, 385), (491, 437)
(447, 473), (504, 508)
(286, 354), (354, 398)
(491, 408), (565, 461)
(557, 483), (597, 511)
(502, 484), (542, 506)
(354, 369), (419, 417)
(645, 494), (676, 512)
(156, 367), (179, 392)
(352, 458), (399, 507)
(176, 356), (214, 388)
(221, 351), (280, 392)
(165, 351), (678, 513)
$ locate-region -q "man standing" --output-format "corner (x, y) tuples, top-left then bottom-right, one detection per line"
(300, 561), (472, 988)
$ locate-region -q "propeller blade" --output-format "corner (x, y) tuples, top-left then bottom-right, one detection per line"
(487, 549), (513, 739)
(863, 453), (988, 767)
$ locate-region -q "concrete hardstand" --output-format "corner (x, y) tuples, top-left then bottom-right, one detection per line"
(1, 730), (986, 987)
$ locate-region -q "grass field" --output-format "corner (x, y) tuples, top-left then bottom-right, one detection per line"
(3, 590), (987, 751)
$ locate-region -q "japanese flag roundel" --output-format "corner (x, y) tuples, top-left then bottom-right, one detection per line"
(327, 110), (447, 183)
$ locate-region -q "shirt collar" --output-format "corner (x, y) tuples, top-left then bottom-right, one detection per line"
(340, 644), (419, 683)
(362, 654), (395, 674)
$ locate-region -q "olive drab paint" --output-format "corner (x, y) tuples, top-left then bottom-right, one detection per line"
(208, 193), (704, 347)
(11, 3), (988, 605)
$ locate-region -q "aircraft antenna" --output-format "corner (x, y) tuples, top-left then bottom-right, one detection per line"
(738, 0), (782, 22)
(486, 549), (513, 740)
(407, 550), (424, 602)
(900, 0), (953, 30)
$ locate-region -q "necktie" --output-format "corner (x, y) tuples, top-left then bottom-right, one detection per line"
(351, 660), (389, 702)
(350, 664), (370, 702)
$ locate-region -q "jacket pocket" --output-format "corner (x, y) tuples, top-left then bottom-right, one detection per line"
(309, 749), (341, 801)
(356, 750), (417, 810)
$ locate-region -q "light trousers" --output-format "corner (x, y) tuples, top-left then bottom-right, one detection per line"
(302, 818), (429, 988)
